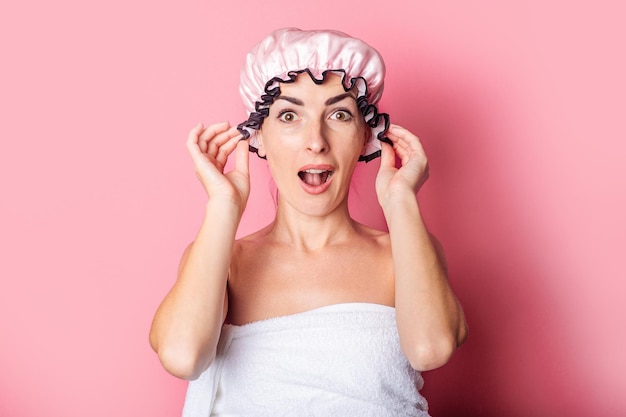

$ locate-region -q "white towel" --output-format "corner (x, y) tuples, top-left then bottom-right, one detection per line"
(182, 303), (429, 417)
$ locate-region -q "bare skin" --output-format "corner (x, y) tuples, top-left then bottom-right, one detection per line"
(228, 222), (395, 326)
(149, 74), (467, 380)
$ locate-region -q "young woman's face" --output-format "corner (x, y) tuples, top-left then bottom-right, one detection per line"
(258, 73), (368, 216)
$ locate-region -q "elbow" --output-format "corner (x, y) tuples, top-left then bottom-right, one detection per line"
(403, 320), (468, 371)
(457, 319), (469, 347)
(403, 337), (458, 372)
(404, 321), (469, 371)
(154, 344), (215, 381)
(149, 324), (216, 380)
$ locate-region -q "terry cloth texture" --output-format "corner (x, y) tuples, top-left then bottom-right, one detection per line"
(182, 303), (429, 417)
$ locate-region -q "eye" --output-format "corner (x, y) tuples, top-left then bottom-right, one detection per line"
(330, 110), (353, 121)
(278, 110), (299, 123)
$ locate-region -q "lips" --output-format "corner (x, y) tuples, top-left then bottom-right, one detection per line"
(297, 165), (335, 194)
(298, 168), (334, 186)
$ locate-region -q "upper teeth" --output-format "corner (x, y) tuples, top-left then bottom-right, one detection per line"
(304, 169), (327, 174)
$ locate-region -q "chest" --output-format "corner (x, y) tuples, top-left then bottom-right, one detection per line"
(226, 246), (394, 325)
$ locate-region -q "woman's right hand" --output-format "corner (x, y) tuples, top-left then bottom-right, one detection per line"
(186, 122), (250, 212)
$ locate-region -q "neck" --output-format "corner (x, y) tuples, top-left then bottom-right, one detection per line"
(268, 199), (359, 252)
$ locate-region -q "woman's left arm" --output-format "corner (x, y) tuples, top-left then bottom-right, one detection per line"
(376, 124), (468, 372)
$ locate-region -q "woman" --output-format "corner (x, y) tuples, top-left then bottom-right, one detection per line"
(150, 28), (467, 416)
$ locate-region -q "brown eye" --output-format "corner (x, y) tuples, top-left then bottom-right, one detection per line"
(331, 110), (352, 121)
(278, 111), (298, 123)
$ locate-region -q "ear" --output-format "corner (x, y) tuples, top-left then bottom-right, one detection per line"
(360, 128), (369, 156)
(256, 130), (266, 157)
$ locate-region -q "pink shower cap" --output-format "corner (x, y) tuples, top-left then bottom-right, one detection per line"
(236, 28), (390, 162)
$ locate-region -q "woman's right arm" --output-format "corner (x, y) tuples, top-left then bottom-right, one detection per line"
(149, 122), (249, 380)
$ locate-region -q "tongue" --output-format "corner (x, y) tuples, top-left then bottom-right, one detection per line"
(303, 172), (323, 186)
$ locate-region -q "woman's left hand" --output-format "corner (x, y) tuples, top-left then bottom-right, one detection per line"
(375, 124), (429, 207)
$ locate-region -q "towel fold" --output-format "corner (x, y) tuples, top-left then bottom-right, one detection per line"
(182, 303), (429, 417)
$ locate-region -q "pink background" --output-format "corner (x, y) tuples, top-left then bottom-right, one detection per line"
(1, 0), (624, 416)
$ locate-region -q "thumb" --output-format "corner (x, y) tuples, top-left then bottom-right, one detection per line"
(379, 141), (396, 169)
(234, 138), (250, 177)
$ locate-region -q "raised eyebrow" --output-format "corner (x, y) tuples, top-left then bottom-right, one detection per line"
(325, 93), (357, 106)
(276, 96), (304, 105)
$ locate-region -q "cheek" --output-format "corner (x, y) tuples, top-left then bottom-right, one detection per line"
(257, 123), (288, 157)
(351, 117), (368, 151)
(351, 123), (369, 154)
(259, 130), (297, 163)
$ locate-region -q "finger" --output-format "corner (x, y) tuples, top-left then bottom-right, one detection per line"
(208, 125), (240, 157)
(379, 140), (396, 169)
(386, 128), (425, 165)
(198, 121), (231, 153)
(215, 131), (244, 166)
(213, 127), (242, 159)
(384, 130), (410, 161)
(186, 122), (208, 162)
(388, 124), (425, 153)
(186, 122), (204, 148)
(387, 125), (415, 146)
(383, 126), (410, 153)
(233, 138), (250, 177)
(198, 121), (230, 140)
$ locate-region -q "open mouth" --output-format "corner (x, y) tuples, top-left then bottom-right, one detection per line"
(298, 169), (334, 186)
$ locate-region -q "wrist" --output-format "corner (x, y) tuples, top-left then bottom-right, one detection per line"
(204, 197), (245, 222)
(380, 188), (419, 215)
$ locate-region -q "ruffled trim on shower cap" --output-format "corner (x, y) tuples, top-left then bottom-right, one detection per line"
(237, 69), (390, 162)
(235, 28), (390, 162)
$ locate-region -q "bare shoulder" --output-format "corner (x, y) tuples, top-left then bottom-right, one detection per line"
(353, 222), (391, 249)
(233, 225), (273, 258)
(231, 225), (277, 281)
(227, 221), (395, 324)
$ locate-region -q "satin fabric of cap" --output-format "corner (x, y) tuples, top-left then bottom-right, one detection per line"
(239, 28), (385, 115)
(237, 28), (388, 160)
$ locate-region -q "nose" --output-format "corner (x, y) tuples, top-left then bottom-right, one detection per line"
(306, 119), (330, 154)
